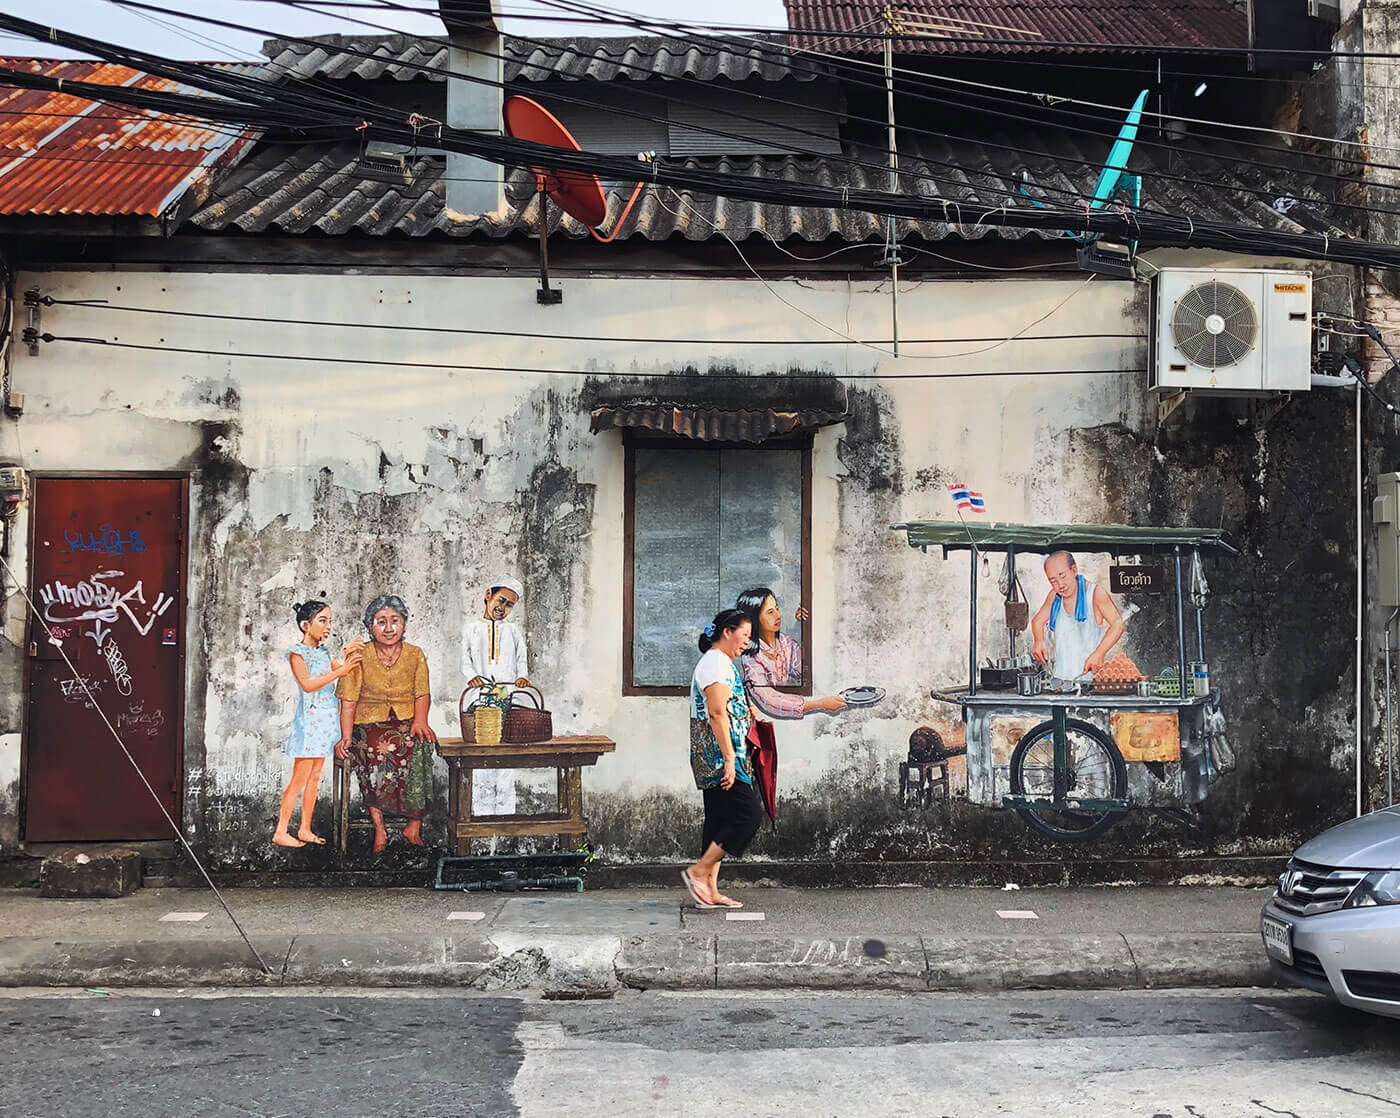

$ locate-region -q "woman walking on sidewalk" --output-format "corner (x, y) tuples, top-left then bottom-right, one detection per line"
(274, 597), (363, 848)
(682, 608), (763, 910)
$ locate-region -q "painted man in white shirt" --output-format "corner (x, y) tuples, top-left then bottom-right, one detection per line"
(462, 576), (531, 816)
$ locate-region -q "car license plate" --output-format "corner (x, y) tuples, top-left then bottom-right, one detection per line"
(1261, 915), (1293, 966)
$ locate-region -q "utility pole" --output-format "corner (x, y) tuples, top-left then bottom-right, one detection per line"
(881, 7), (902, 357)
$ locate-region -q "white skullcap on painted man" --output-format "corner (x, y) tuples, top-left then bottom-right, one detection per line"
(489, 575), (524, 600)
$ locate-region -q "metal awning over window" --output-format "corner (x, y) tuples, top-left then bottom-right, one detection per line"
(585, 377), (849, 444)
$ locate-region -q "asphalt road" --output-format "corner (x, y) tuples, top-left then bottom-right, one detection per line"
(3, 987), (1397, 1117)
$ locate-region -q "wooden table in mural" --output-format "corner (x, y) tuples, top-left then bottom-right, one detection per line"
(436, 736), (616, 855)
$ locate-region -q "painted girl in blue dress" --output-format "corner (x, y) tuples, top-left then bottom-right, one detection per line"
(273, 597), (365, 848)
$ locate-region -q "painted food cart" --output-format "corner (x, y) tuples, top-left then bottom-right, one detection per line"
(890, 522), (1238, 842)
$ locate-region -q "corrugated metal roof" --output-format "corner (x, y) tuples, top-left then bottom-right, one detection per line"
(0, 58), (261, 217)
(189, 130), (1344, 244)
(260, 33), (824, 83)
(584, 375), (850, 442)
(783, 0), (1250, 56)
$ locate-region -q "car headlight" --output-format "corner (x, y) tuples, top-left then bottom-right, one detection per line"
(1343, 870), (1400, 908)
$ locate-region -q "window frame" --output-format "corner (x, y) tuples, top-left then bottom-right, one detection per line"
(622, 432), (814, 697)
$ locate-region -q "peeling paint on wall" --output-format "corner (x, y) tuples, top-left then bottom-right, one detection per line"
(0, 268), (1364, 867)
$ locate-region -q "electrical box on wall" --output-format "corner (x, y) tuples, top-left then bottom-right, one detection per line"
(1151, 268), (1313, 394)
(1376, 473), (1400, 609)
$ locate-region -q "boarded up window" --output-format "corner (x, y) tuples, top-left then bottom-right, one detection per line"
(626, 441), (810, 693)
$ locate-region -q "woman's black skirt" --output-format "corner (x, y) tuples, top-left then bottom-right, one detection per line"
(701, 780), (765, 858)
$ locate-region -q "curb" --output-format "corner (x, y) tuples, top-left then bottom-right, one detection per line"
(198, 857), (1289, 890)
(0, 932), (1275, 994)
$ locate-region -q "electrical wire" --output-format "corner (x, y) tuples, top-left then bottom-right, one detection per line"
(37, 295), (1139, 345)
(652, 188), (889, 355)
(240, 0), (1400, 86)
(15, 1), (1400, 239)
(108, 0), (1397, 235)
(105, 1), (1200, 221)
(32, 332), (1143, 380)
(658, 186), (1098, 356)
(8, 16), (1400, 268)
(11, 58), (1400, 269)
(528, 0), (1400, 188)
(273, 0), (1400, 224)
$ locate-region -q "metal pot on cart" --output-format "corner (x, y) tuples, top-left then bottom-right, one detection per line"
(890, 521), (1238, 842)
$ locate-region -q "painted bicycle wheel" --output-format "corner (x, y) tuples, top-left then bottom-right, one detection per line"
(1008, 717), (1128, 843)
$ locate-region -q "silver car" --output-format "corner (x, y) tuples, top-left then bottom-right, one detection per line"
(1260, 804), (1400, 1018)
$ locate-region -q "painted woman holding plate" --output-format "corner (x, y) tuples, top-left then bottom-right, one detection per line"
(736, 587), (847, 721)
(735, 588), (846, 831)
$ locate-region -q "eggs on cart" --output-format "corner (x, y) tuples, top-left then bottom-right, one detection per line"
(1091, 654), (1147, 694)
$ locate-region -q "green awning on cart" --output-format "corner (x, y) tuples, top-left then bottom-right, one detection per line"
(889, 521), (1239, 556)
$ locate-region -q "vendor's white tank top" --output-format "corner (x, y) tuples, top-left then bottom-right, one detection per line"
(1052, 585), (1106, 681)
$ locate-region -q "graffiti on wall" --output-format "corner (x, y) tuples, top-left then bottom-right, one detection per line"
(37, 569), (177, 699)
(62, 525), (147, 557)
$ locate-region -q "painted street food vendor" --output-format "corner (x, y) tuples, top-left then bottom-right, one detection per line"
(462, 575), (530, 817)
(1030, 550), (1126, 681)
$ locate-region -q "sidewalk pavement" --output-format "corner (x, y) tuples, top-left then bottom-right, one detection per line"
(0, 882), (1280, 996)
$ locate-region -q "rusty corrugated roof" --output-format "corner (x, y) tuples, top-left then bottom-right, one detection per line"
(591, 404), (848, 442)
(784, 0), (1250, 55)
(585, 375), (850, 442)
(0, 59), (261, 217)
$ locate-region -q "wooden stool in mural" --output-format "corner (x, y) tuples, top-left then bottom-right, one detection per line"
(900, 727), (966, 809)
(332, 756), (410, 853)
(436, 736), (616, 855)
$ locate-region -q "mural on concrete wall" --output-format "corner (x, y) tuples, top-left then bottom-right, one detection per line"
(334, 594), (437, 855)
(2, 272), (1365, 868)
(274, 597), (362, 849)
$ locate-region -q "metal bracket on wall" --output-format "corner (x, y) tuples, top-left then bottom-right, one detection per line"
(1250, 394), (1292, 427)
(22, 288), (40, 356)
(1157, 389), (1187, 424)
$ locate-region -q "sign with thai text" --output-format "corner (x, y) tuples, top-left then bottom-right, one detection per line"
(1110, 564), (1166, 594)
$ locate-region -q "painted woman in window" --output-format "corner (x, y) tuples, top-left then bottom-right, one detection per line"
(335, 594), (438, 854)
(735, 587), (846, 829)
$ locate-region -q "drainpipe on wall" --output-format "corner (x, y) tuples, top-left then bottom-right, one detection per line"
(439, 0), (505, 219)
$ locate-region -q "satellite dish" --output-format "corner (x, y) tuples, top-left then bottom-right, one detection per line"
(502, 95), (648, 302)
(1016, 88), (1148, 235)
(1087, 88), (1148, 212)
(503, 95), (608, 228)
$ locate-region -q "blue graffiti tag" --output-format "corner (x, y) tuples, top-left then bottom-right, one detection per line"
(63, 526), (147, 557)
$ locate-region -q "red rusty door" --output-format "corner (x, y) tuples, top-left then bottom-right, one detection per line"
(23, 477), (186, 841)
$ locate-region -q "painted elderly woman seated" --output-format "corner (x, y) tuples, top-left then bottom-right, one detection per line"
(335, 594), (438, 853)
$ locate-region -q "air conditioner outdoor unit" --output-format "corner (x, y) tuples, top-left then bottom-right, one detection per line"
(1150, 267), (1313, 394)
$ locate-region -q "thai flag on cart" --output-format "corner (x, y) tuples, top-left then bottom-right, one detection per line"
(947, 484), (986, 514)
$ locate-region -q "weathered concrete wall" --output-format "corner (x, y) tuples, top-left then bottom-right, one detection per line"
(0, 258), (1357, 866)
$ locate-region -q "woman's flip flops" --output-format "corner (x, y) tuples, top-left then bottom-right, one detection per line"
(681, 869), (718, 909)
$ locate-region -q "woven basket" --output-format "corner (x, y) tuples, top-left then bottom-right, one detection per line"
(458, 686), (480, 743)
(502, 686), (554, 744)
